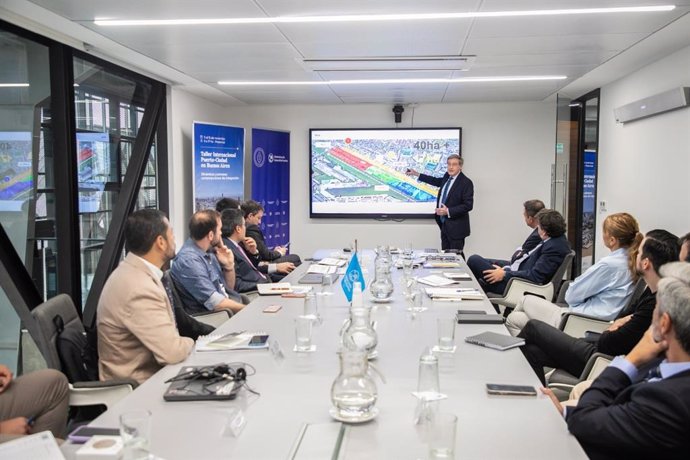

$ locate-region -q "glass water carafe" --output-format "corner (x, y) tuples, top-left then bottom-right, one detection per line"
(330, 350), (378, 420)
(341, 307), (378, 357)
(370, 246), (394, 299)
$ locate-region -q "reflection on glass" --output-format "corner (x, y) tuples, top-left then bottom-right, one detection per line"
(0, 28), (52, 370)
(73, 56), (157, 305)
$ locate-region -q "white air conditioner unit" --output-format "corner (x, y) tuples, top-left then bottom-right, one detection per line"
(614, 87), (690, 123)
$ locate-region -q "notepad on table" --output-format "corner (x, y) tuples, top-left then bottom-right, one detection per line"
(317, 257), (347, 267)
(426, 287), (484, 300)
(442, 271), (472, 280)
(196, 331), (268, 352)
(257, 282), (293, 295)
(424, 261), (461, 268)
(307, 264), (338, 275)
(417, 275), (458, 287)
(464, 331), (525, 351)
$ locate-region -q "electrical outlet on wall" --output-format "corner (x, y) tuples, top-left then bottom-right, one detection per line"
(599, 200), (607, 213)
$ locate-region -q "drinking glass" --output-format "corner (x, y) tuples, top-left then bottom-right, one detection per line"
(294, 316), (314, 352)
(417, 349), (440, 396)
(303, 292), (321, 323)
(428, 413), (458, 459)
(437, 318), (456, 352)
(120, 410), (152, 460)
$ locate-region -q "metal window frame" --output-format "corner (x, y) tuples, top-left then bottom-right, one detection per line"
(82, 82), (166, 329)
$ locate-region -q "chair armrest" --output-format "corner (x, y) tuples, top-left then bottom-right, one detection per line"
(555, 280), (572, 305)
(579, 352), (613, 381)
(490, 278), (554, 310)
(192, 310), (232, 328)
(72, 379), (138, 389)
(69, 381), (135, 409)
(559, 311), (611, 338)
(547, 383), (576, 391)
(547, 369), (580, 387)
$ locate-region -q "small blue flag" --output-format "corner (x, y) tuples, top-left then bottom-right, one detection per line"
(341, 253), (365, 302)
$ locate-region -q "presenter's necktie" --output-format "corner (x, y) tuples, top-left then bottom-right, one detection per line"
(439, 177), (453, 223)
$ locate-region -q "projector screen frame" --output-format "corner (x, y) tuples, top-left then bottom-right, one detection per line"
(309, 127), (462, 219)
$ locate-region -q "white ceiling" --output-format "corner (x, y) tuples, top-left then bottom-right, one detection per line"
(8, 0), (690, 105)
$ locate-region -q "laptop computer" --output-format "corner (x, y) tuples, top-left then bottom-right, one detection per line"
(163, 366), (243, 401)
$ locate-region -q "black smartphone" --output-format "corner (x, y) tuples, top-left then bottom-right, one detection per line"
(68, 426), (120, 443)
(248, 334), (269, 347)
(486, 383), (537, 396)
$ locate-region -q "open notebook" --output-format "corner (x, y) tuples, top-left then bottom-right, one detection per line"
(196, 331), (269, 352)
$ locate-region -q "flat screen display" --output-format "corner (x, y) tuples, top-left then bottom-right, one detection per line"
(310, 128), (461, 218)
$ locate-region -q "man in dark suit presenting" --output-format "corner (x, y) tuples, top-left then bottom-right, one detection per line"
(406, 154), (474, 255)
(543, 261), (690, 459)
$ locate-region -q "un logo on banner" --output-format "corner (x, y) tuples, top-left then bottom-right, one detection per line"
(253, 147), (266, 168)
(268, 153), (274, 163)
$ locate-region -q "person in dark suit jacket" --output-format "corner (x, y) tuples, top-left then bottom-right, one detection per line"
(406, 154), (474, 255)
(467, 199), (545, 278)
(220, 208), (272, 293)
(518, 229), (680, 385)
(241, 200), (302, 274)
(470, 209), (570, 295)
(541, 262), (690, 459)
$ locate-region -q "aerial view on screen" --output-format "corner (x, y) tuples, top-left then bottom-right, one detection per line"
(0, 132), (32, 211)
(310, 128), (460, 217)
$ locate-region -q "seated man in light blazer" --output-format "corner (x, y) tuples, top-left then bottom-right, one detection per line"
(97, 209), (194, 384)
(469, 208), (571, 295)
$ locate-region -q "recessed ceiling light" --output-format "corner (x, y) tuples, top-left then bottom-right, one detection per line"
(218, 76), (567, 86)
(0, 83), (29, 88)
(95, 5), (675, 26)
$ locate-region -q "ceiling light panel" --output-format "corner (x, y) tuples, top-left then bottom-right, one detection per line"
(302, 56), (475, 72)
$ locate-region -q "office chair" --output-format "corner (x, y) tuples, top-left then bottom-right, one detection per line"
(30, 294), (136, 410)
(558, 278), (647, 338)
(161, 270), (231, 336)
(488, 250), (575, 314)
(546, 352), (613, 401)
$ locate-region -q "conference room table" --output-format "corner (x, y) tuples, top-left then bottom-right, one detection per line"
(62, 250), (587, 459)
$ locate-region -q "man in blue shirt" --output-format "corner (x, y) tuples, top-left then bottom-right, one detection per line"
(170, 210), (245, 315)
(544, 262), (690, 459)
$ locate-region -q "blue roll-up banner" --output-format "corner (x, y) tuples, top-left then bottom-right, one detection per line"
(251, 128), (290, 248)
(192, 121), (245, 211)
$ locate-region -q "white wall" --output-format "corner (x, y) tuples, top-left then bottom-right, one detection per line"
(168, 93), (556, 258)
(595, 45), (690, 258)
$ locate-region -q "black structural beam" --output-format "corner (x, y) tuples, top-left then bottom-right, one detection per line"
(50, 44), (81, 303)
(82, 82), (166, 329)
(0, 224), (44, 348)
(156, 96), (170, 215)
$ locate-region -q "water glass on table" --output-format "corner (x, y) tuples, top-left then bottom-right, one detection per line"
(408, 289), (426, 313)
(303, 292), (321, 324)
(436, 317), (456, 353)
(294, 315), (315, 352)
(120, 410), (152, 460)
(428, 413), (458, 459)
(402, 255), (414, 277)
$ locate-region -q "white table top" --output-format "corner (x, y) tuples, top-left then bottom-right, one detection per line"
(62, 250), (586, 459)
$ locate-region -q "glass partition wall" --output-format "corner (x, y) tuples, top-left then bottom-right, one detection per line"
(0, 20), (167, 372)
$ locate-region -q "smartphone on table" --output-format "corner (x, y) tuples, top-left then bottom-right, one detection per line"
(68, 425), (121, 443)
(248, 334), (269, 347)
(486, 383), (537, 396)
